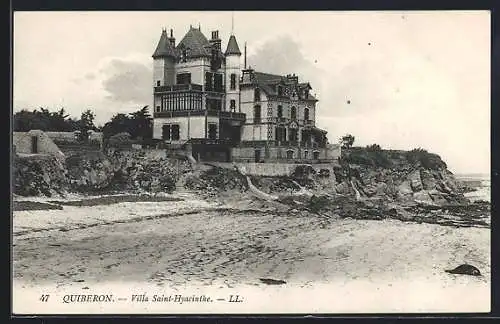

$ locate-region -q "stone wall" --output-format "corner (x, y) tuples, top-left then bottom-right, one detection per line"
(231, 143), (341, 163)
(210, 162), (338, 177)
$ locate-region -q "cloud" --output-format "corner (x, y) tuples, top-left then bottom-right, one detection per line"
(247, 35), (324, 93)
(100, 59), (152, 104)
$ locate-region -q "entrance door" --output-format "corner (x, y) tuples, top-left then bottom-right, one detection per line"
(31, 136), (38, 154)
(254, 149), (261, 163)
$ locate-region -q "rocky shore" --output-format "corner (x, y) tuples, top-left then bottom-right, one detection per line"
(12, 147), (489, 229)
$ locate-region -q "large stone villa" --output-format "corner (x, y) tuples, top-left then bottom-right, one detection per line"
(152, 25), (340, 163)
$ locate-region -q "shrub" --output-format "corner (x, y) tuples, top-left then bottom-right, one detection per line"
(292, 165), (316, 178)
(366, 143), (382, 151)
(307, 195), (331, 213)
(406, 148), (447, 170)
(344, 147), (392, 168)
(108, 132), (132, 148)
(318, 169), (331, 178)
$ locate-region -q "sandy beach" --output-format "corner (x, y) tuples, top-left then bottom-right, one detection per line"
(12, 193), (490, 314)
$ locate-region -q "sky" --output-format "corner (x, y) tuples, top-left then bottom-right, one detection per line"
(13, 11), (490, 174)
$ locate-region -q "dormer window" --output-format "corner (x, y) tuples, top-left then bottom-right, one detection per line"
(277, 85), (283, 96)
(181, 48), (188, 62)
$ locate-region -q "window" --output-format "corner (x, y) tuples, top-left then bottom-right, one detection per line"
(156, 105), (161, 112)
(275, 127), (286, 142)
(162, 125), (171, 140)
(254, 105), (261, 123)
(162, 124), (180, 140)
(289, 129), (298, 142)
(176, 73), (191, 85)
(254, 149), (262, 163)
(208, 123), (217, 139)
(277, 105), (283, 118)
(313, 151), (320, 160)
(181, 48), (188, 62)
(304, 108), (310, 121)
(205, 72), (213, 91)
(277, 85), (283, 96)
(207, 98), (222, 111)
(230, 74), (236, 90)
(254, 88), (261, 101)
(286, 150), (294, 159)
(304, 151), (309, 159)
(230, 100), (236, 112)
(214, 73), (223, 92)
(291, 106), (297, 120)
(156, 80), (161, 87)
(171, 124), (180, 140)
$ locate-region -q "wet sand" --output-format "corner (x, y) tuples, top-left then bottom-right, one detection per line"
(12, 194), (490, 314)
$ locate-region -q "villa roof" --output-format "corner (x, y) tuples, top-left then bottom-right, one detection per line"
(152, 30), (178, 59)
(225, 35), (241, 55)
(176, 26), (212, 58)
(252, 72), (317, 101)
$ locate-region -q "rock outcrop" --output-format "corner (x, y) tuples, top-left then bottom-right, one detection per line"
(331, 149), (470, 206)
(13, 150), (192, 197)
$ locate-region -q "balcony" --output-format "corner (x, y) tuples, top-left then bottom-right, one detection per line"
(188, 138), (236, 146)
(154, 83), (203, 93)
(154, 110), (205, 118)
(218, 111), (246, 121)
(154, 109), (246, 122)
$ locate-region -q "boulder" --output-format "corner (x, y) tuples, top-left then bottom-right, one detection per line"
(409, 169), (423, 192)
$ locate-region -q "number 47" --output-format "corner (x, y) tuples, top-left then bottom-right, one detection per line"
(39, 294), (50, 302)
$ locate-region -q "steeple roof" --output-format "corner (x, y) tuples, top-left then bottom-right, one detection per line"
(225, 35), (241, 56)
(177, 26), (211, 58)
(152, 29), (177, 59)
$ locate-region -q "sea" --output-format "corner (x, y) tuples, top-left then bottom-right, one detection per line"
(455, 173), (491, 203)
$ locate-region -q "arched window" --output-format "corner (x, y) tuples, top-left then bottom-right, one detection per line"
(291, 106), (297, 120)
(304, 108), (310, 121)
(254, 105), (261, 123)
(254, 88), (261, 101)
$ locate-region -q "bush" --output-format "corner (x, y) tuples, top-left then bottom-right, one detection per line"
(307, 195), (331, 213)
(366, 144), (382, 151)
(292, 165), (316, 178)
(319, 169), (331, 178)
(108, 132), (132, 148)
(344, 147), (392, 168)
(406, 148), (447, 170)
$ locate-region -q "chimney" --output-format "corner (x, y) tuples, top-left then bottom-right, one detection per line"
(209, 30), (221, 51)
(168, 28), (175, 47)
(287, 73), (298, 84)
(241, 67), (255, 84)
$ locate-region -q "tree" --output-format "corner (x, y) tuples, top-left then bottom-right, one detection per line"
(101, 106), (153, 142)
(340, 134), (355, 149)
(13, 107), (79, 132)
(77, 109), (96, 142)
(128, 106), (153, 140)
(366, 143), (382, 151)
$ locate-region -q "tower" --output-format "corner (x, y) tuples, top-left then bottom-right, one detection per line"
(152, 28), (177, 87)
(224, 34), (242, 113)
(152, 28), (178, 112)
